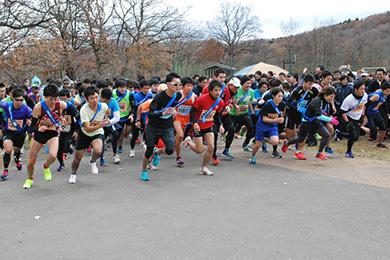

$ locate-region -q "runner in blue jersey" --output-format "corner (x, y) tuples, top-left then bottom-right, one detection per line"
(0, 89), (32, 179)
(100, 88), (121, 164)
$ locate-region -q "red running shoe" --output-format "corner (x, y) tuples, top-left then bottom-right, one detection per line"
(294, 152), (306, 160)
(315, 153), (328, 160)
(282, 140), (288, 153)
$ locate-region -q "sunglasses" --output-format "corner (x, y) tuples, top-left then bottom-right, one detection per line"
(170, 82), (182, 86)
(14, 98), (24, 102)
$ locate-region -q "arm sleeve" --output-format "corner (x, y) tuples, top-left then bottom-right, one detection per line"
(317, 115), (331, 122)
(31, 117), (39, 133)
(110, 111), (120, 125)
(147, 96), (163, 119)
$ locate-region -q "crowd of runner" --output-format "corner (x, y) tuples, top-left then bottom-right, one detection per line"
(0, 66), (389, 188)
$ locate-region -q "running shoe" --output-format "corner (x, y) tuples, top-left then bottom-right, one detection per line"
(69, 145), (74, 154)
(221, 149), (234, 160)
(294, 152), (306, 160)
(43, 165), (52, 181)
(100, 158), (108, 167)
(212, 155), (219, 166)
(181, 136), (192, 148)
(235, 133), (242, 139)
(324, 147), (335, 154)
(176, 157), (184, 166)
(21, 146), (25, 155)
(281, 140), (288, 153)
(118, 146), (123, 153)
(57, 164), (65, 172)
(250, 156), (256, 164)
(45, 146), (49, 153)
(87, 146), (92, 153)
(141, 142), (147, 150)
(334, 129), (341, 142)
(262, 142), (268, 153)
(377, 142), (388, 148)
(367, 137), (375, 142)
(271, 151), (282, 159)
(14, 156), (22, 171)
(146, 163), (157, 171)
(200, 167), (214, 176)
(152, 147), (160, 167)
(315, 153), (328, 160)
(69, 174), (77, 184)
(141, 171), (150, 181)
(345, 152), (354, 158)
(129, 150), (135, 157)
(243, 145), (252, 152)
(1, 170), (8, 179)
(23, 179), (33, 189)
(114, 154), (121, 164)
(136, 138), (141, 143)
(90, 162), (99, 175)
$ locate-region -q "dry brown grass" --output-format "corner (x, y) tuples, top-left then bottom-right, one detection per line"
(306, 136), (390, 161)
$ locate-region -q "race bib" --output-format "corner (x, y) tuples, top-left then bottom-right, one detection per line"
(39, 116), (57, 131)
(119, 102), (128, 112)
(177, 105), (191, 116)
(61, 115), (72, 133)
(238, 105), (248, 112)
(7, 119), (23, 131)
(200, 109), (216, 122)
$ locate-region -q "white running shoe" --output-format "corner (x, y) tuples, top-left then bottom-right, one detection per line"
(20, 146), (25, 155)
(181, 136), (192, 148)
(69, 174), (77, 184)
(200, 167), (214, 176)
(90, 162), (99, 175)
(141, 142), (147, 150)
(147, 163), (157, 171)
(114, 154), (121, 164)
(129, 150), (135, 157)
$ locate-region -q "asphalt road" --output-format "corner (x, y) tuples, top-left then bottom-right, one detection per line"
(1, 142), (389, 260)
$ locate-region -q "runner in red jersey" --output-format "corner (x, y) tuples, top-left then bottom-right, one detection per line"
(23, 84), (67, 189)
(182, 80), (225, 176)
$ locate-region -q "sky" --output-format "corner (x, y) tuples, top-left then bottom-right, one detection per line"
(164, 0), (389, 39)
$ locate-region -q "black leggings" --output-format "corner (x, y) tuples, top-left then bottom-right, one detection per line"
(213, 114), (235, 156)
(297, 120), (330, 153)
(225, 113), (254, 149)
(57, 133), (72, 165)
(130, 120), (145, 149)
(347, 118), (360, 153)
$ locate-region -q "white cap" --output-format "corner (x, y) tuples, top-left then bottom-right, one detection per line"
(229, 77), (241, 87)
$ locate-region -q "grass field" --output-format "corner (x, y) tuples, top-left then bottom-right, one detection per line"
(306, 136), (390, 161)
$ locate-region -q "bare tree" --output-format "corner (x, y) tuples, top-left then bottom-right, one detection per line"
(280, 18), (299, 71)
(207, 1), (262, 75)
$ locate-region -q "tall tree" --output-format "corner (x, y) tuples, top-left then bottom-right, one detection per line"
(207, 1), (261, 76)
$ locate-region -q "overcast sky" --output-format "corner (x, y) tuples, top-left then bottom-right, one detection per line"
(165, 0), (389, 39)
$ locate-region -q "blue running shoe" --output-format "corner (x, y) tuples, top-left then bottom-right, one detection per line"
(152, 147), (160, 167)
(100, 158), (108, 167)
(1, 170), (8, 179)
(176, 157), (184, 166)
(250, 156), (256, 164)
(221, 149), (234, 160)
(261, 142), (268, 153)
(45, 146), (49, 153)
(141, 171), (150, 181)
(345, 152), (354, 158)
(57, 164), (65, 172)
(118, 146), (123, 153)
(325, 147), (335, 154)
(14, 156), (22, 171)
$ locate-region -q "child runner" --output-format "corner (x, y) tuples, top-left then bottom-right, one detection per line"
(182, 80), (225, 176)
(174, 77), (197, 166)
(23, 84), (67, 189)
(100, 87), (121, 164)
(0, 89), (32, 179)
(250, 88), (286, 164)
(56, 88), (79, 171)
(69, 86), (109, 184)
